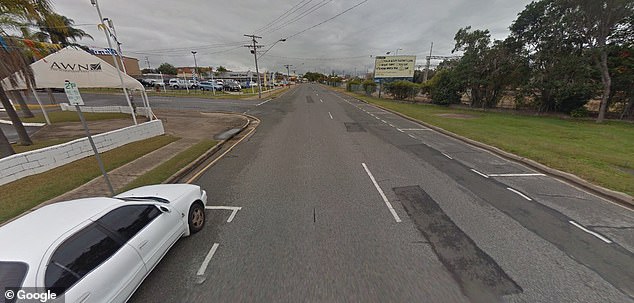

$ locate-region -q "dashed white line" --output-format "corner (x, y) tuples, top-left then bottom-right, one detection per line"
(569, 220), (613, 244)
(328, 112), (333, 120)
(397, 129), (404, 133)
(398, 128), (431, 131)
(256, 99), (272, 106)
(362, 163), (402, 223)
(506, 187), (532, 201)
(442, 153), (453, 159)
(408, 134), (418, 139)
(471, 169), (489, 178)
(388, 123), (395, 127)
(381, 119), (388, 123)
(197, 243), (220, 276)
(487, 173), (545, 177)
(320, 99), (323, 103)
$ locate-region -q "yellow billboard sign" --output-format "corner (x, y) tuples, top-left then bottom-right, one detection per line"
(374, 55), (416, 78)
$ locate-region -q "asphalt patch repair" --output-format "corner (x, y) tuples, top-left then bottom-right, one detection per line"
(394, 185), (522, 303)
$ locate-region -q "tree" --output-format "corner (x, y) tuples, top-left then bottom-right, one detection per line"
(428, 69), (463, 105)
(37, 13), (92, 46)
(157, 63), (177, 75)
(384, 80), (420, 101)
(509, 0), (599, 113)
(561, 0), (634, 122)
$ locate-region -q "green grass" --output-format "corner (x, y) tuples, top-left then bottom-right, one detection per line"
(340, 90), (634, 196)
(119, 139), (217, 193)
(22, 111), (133, 123)
(0, 135), (178, 224)
(12, 138), (79, 153)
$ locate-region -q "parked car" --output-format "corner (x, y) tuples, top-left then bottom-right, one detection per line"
(0, 184), (207, 303)
(168, 78), (194, 89)
(199, 81), (223, 91)
(223, 80), (242, 92)
(188, 80), (199, 89)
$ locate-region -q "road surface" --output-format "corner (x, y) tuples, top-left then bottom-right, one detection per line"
(120, 84), (634, 302)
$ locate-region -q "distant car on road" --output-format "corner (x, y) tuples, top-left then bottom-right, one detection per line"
(0, 184), (207, 303)
(199, 81), (223, 91)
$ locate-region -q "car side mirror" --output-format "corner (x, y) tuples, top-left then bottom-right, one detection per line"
(158, 205), (171, 213)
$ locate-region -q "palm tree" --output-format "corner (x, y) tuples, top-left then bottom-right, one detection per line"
(0, 0), (52, 155)
(38, 13), (92, 46)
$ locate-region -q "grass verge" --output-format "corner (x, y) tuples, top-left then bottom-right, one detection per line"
(339, 89), (634, 196)
(0, 135), (178, 224)
(119, 139), (217, 193)
(22, 111), (134, 123)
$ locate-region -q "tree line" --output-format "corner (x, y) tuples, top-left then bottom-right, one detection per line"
(425, 0), (633, 122)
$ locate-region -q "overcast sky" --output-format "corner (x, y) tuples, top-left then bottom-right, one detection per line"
(50, 0), (533, 75)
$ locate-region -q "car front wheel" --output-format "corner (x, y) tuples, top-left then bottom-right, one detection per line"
(188, 202), (205, 234)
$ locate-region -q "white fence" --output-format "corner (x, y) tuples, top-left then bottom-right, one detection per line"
(59, 103), (152, 117)
(0, 119), (164, 186)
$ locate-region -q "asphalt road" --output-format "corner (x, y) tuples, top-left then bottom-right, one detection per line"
(12, 86), (633, 302)
(113, 84), (632, 302)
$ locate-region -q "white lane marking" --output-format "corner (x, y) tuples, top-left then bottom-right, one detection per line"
(205, 206), (242, 223)
(256, 99), (272, 106)
(361, 163), (402, 223)
(408, 134), (418, 139)
(506, 187), (532, 201)
(388, 123), (395, 127)
(375, 116), (381, 120)
(487, 173), (545, 177)
(397, 129), (404, 133)
(328, 112), (333, 120)
(471, 169), (489, 178)
(569, 220), (613, 244)
(381, 119), (388, 123)
(442, 153), (453, 159)
(197, 243), (220, 276)
(398, 128), (431, 131)
(320, 99), (323, 103)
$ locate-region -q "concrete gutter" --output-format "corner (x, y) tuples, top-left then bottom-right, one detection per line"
(164, 114), (255, 184)
(349, 95), (634, 208)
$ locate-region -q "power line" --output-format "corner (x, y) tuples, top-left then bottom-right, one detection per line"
(285, 0), (370, 40)
(254, 0), (312, 34)
(261, 0), (332, 36)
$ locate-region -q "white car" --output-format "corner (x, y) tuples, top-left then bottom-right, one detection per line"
(0, 184), (207, 303)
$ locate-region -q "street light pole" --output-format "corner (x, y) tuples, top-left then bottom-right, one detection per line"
(284, 64), (292, 85)
(191, 51), (198, 80)
(91, 0), (137, 125)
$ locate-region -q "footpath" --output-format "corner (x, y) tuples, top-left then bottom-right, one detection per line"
(47, 109), (248, 203)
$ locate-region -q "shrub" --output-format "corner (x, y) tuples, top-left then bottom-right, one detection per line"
(384, 80), (420, 100)
(429, 70), (462, 105)
(346, 79), (362, 91)
(570, 107), (590, 118)
(362, 80), (377, 95)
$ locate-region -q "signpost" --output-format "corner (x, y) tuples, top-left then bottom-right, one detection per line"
(64, 81), (115, 196)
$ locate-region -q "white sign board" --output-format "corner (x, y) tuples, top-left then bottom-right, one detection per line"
(64, 81), (84, 106)
(374, 55), (416, 78)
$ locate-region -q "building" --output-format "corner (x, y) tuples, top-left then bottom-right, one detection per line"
(88, 48), (141, 77)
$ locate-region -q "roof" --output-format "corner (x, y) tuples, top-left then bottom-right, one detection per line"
(0, 198), (122, 265)
(1, 46), (144, 91)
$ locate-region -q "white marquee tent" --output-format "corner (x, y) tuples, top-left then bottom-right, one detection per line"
(1, 46), (152, 124)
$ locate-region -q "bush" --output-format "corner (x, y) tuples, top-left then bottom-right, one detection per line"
(384, 80), (420, 100)
(362, 80), (377, 95)
(570, 107), (590, 118)
(346, 79), (362, 91)
(429, 70), (462, 105)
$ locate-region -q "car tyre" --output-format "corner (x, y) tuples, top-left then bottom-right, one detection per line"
(188, 202), (205, 234)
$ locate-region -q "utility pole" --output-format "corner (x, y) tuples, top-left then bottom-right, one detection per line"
(244, 34), (263, 98)
(145, 56), (151, 70)
(423, 42), (433, 82)
(91, 0), (137, 125)
(191, 51), (198, 80)
(284, 64), (292, 85)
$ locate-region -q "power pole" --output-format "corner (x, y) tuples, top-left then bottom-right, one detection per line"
(423, 42), (433, 82)
(244, 34), (263, 98)
(284, 64), (292, 85)
(145, 56), (151, 70)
